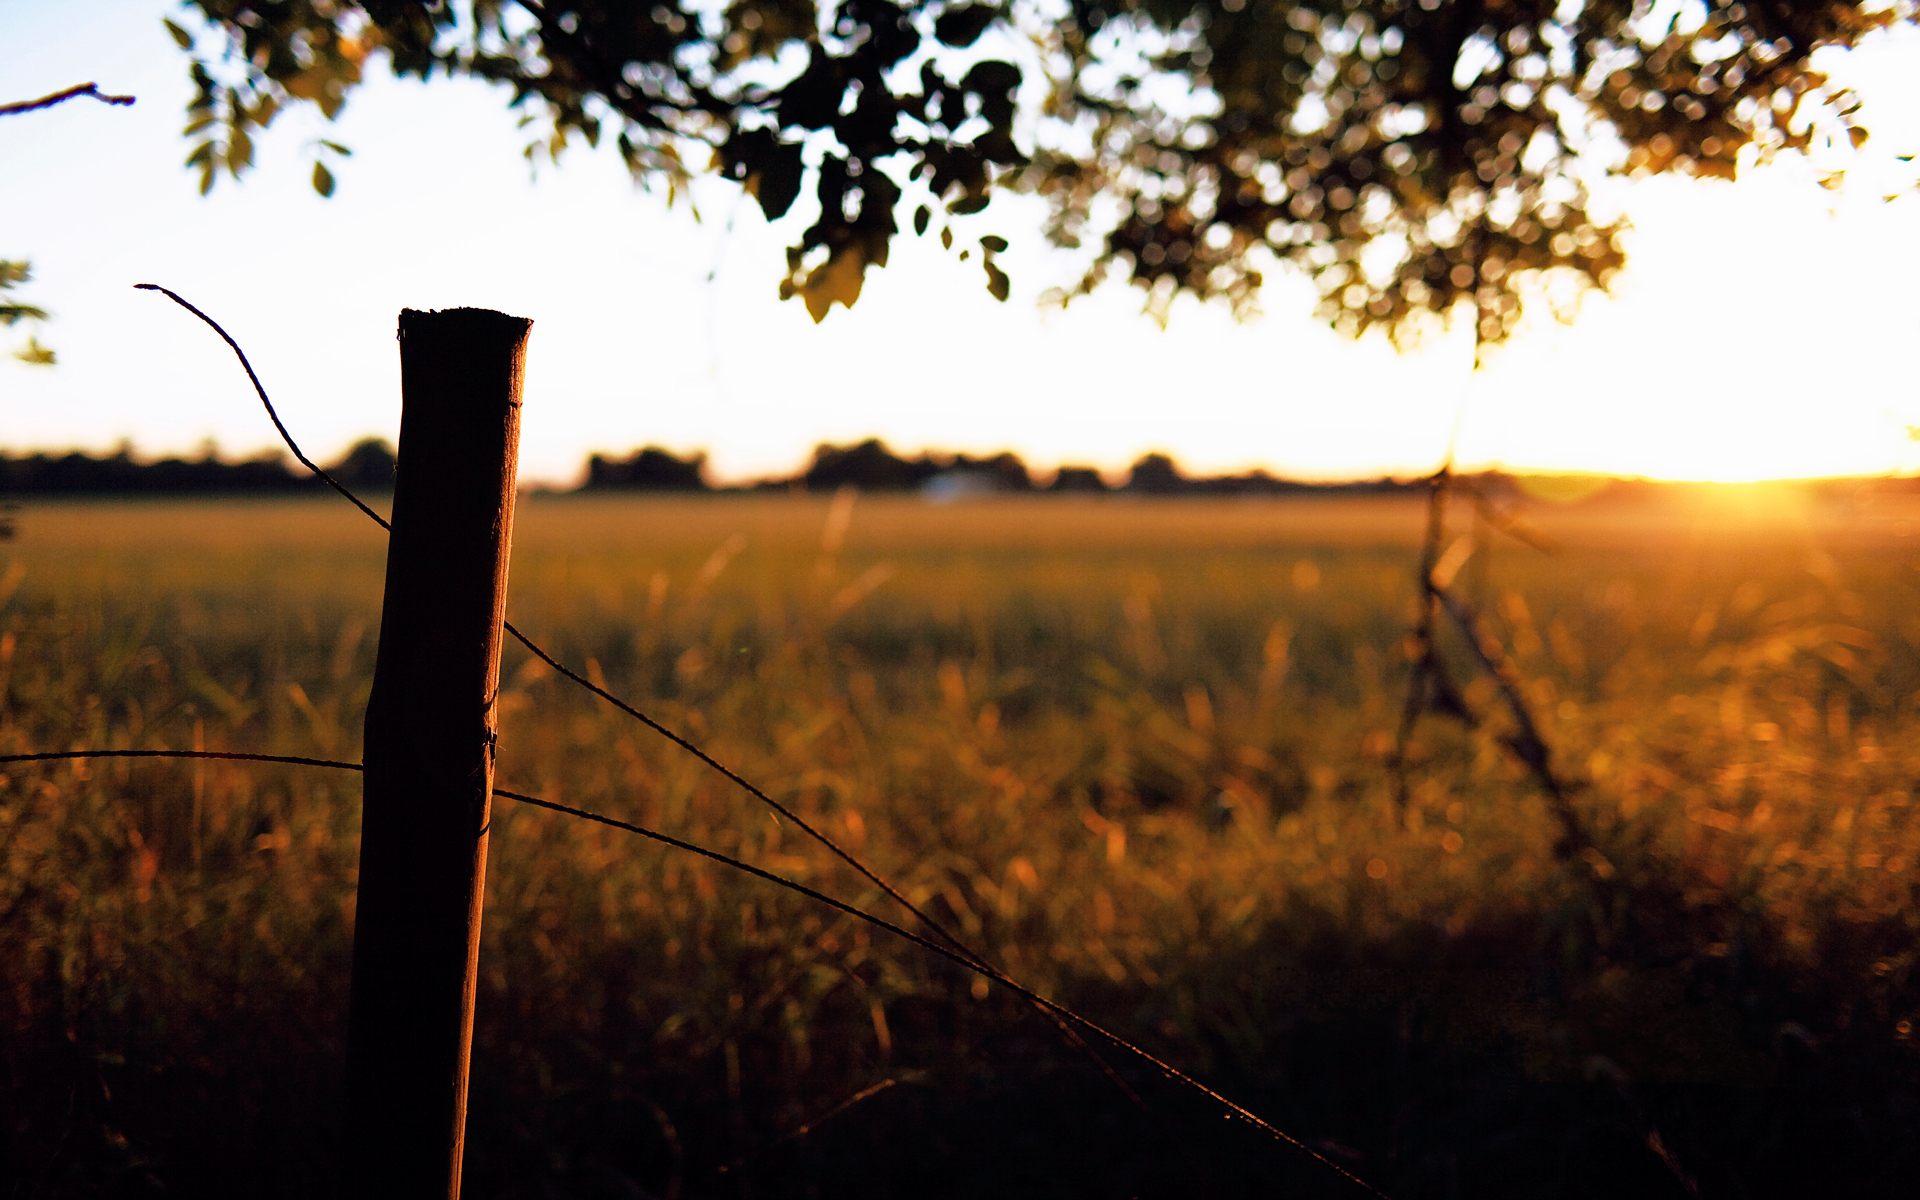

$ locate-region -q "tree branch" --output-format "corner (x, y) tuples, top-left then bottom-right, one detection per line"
(0, 82), (135, 117)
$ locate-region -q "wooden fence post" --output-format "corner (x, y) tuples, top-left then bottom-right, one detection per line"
(344, 307), (532, 1198)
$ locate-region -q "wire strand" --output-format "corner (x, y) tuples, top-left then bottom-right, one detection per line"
(128, 284), (1395, 1186)
(0, 749), (361, 771)
(132, 283), (968, 959)
(0, 744), (1385, 1196)
(134, 280), (1141, 1105)
(134, 284), (393, 531)
(492, 788), (1388, 1198)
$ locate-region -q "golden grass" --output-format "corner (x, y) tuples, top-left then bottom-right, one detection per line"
(4, 488), (1918, 1196)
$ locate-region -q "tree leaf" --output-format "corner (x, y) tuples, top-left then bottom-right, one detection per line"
(934, 4), (999, 48)
(754, 141), (806, 220)
(776, 46), (846, 131)
(13, 335), (55, 366)
(802, 245), (868, 322)
(980, 234), (1007, 252)
(227, 126), (253, 175)
(941, 227), (953, 249)
(984, 260), (1010, 301)
(163, 17), (193, 49)
(914, 205), (930, 235)
(312, 161), (336, 197)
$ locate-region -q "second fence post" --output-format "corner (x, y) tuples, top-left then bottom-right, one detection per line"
(344, 307), (532, 1198)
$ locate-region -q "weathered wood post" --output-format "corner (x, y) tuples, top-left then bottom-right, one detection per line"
(345, 307), (531, 1198)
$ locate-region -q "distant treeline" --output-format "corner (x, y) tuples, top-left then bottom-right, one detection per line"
(10, 437), (1911, 500)
(0, 437), (1423, 497)
(0, 439), (398, 495)
(584, 438), (1428, 496)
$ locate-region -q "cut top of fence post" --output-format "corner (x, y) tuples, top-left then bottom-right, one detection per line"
(381, 307), (531, 781)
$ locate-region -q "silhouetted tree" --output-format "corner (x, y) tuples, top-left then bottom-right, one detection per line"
(1125, 452), (1186, 494)
(1047, 465), (1111, 493)
(803, 438), (941, 490)
(166, 2), (1905, 341)
(326, 437), (398, 491)
(584, 446), (710, 491)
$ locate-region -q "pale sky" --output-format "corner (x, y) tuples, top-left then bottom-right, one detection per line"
(5, 0), (1920, 486)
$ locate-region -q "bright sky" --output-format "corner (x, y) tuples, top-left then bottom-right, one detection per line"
(4, 1), (1919, 486)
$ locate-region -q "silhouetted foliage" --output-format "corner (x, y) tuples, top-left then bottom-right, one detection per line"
(167, 0), (1032, 323)
(166, 2), (1910, 340)
(1032, 0), (1907, 342)
(584, 446), (709, 491)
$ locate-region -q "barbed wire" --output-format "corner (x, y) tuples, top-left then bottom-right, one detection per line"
(493, 786), (1389, 1196)
(121, 284), (1388, 1194)
(0, 748), (357, 771)
(0, 744), (1386, 1196)
(134, 280), (1144, 1109)
(133, 285), (391, 531)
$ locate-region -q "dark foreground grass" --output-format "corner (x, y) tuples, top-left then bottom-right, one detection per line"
(3, 490), (1919, 1198)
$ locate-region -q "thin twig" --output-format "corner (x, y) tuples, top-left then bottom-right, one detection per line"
(0, 745), (1388, 1196)
(0, 83), (135, 118)
(133, 285), (392, 531)
(1428, 587), (1590, 855)
(1389, 467), (1586, 855)
(1389, 467), (1453, 805)
(1462, 483), (1558, 555)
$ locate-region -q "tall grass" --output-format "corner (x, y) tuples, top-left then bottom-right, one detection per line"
(3, 490), (1918, 1198)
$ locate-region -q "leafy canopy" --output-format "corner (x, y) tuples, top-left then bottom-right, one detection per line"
(168, 1), (1908, 340)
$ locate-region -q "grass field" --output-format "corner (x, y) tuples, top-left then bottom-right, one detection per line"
(4, 488), (1920, 1198)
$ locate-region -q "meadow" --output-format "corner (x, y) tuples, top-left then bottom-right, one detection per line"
(3, 487), (1918, 1198)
